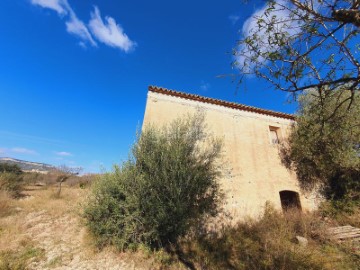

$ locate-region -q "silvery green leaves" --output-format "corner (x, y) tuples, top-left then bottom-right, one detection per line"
(84, 114), (223, 250)
(235, 0), (360, 98)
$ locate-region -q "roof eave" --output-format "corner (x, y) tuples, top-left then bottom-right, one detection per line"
(148, 86), (295, 121)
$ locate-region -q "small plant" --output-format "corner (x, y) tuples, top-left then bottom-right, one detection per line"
(0, 245), (44, 270)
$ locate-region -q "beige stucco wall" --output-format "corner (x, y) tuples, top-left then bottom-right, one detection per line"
(143, 91), (319, 220)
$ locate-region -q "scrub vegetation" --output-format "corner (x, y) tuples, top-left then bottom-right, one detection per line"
(0, 113), (359, 269)
(84, 114), (224, 250)
(281, 89), (360, 200)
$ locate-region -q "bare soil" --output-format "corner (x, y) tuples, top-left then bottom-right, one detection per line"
(0, 186), (159, 270)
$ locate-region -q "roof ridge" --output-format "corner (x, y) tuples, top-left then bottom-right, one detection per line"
(148, 86), (295, 120)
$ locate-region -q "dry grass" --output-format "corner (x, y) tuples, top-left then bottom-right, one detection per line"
(176, 205), (360, 270)
(0, 184), (186, 269)
(0, 191), (13, 218)
(0, 186), (109, 269)
(1, 182), (359, 270)
(319, 199), (360, 227)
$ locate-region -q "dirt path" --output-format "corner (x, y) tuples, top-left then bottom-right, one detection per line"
(0, 187), (152, 270)
(25, 211), (136, 269)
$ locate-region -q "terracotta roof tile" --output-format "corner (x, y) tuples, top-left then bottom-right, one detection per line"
(148, 86), (295, 120)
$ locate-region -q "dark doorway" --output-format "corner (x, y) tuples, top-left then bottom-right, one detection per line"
(279, 190), (302, 211)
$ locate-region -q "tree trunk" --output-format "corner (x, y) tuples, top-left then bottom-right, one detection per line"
(57, 181), (62, 197)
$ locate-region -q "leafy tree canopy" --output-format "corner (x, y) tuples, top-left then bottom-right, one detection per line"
(235, 0), (360, 99)
(281, 88), (360, 199)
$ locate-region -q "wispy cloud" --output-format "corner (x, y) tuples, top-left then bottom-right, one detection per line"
(31, 0), (67, 15)
(0, 131), (66, 146)
(89, 6), (136, 52)
(66, 13), (97, 46)
(55, 151), (72, 156)
(200, 81), (211, 91)
(236, 0), (302, 72)
(31, 0), (96, 46)
(229, 15), (240, 25)
(11, 147), (38, 155)
(30, 0), (135, 51)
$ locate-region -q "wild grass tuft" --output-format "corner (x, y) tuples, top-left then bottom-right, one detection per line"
(176, 203), (359, 270)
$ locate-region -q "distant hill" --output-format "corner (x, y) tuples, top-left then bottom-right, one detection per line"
(0, 157), (55, 173)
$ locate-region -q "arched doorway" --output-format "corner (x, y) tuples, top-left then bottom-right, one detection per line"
(279, 190), (302, 211)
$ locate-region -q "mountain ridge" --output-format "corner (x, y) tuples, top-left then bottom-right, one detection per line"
(0, 157), (55, 173)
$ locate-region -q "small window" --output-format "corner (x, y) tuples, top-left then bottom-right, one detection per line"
(269, 126), (280, 144)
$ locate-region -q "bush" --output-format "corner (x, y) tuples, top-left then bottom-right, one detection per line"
(84, 114), (223, 250)
(0, 172), (24, 198)
(0, 163), (22, 175)
(0, 163), (24, 198)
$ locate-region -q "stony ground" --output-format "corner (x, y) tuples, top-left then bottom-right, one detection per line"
(0, 186), (162, 270)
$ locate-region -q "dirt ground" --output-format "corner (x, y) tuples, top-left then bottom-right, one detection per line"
(0, 186), (161, 270)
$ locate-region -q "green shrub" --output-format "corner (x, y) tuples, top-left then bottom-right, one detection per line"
(0, 163), (24, 198)
(84, 114), (223, 250)
(0, 172), (24, 198)
(0, 163), (22, 175)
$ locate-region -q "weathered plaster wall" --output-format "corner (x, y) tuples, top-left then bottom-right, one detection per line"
(143, 91), (319, 220)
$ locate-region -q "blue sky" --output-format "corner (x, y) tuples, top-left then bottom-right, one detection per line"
(0, 0), (297, 172)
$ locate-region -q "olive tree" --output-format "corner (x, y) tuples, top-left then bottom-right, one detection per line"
(0, 163), (24, 198)
(235, 0), (360, 100)
(281, 88), (360, 199)
(54, 165), (82, 197)
(84, 114), (223, 250)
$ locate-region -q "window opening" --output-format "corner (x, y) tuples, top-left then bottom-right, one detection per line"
(279, 190), (302, 211)
(269, 126), (280, 144)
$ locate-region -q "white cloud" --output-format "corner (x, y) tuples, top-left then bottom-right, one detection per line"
(66, 13), (97, 46)
(229, 15), (240, 25)
(31, 0), (67, 15)
(30, 1), (136, 51)
(55, 151), (72, 156)
(89, 6), (136, 52)
(237, 0), (302, 72)
(0, 148), (6, 155)
(11, 147), (38, 155)
(31, 0), (97, 47)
